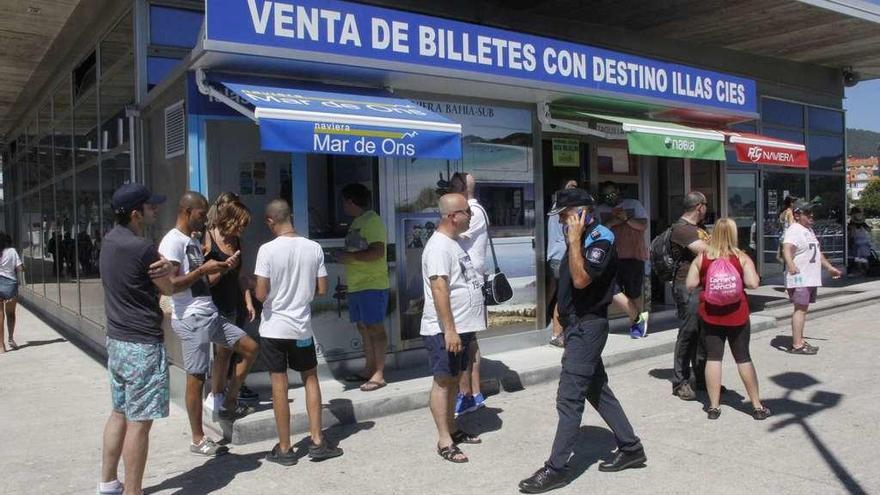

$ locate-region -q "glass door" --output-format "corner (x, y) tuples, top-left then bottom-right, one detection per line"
(762, 171), (806, 278)
(726, 171), (759, 268)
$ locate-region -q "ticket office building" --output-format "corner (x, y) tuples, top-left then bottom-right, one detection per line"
(2, 0), (848, 370)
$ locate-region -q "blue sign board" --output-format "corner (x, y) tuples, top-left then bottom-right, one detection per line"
(206, 0), (758, 114)
(220, 81), (462, 159)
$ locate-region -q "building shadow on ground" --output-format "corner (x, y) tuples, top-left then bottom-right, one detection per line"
(762, 371), (868, 495)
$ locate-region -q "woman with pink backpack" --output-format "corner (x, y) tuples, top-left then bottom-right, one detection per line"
(685, 218), (770, 421)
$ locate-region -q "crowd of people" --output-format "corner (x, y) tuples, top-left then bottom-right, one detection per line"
(87, 176), (852, 494)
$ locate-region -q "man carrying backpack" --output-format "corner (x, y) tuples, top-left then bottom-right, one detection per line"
(668, 192), (710, 401)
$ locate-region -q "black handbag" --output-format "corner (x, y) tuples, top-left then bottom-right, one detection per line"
(474, 204), (513, 306)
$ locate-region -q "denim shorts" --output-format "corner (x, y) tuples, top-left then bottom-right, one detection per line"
(423, 332), (477, 378)
(171, 313), (247, 374)
(348, 289), (389, 326)
(0, 276), (18, 300)
(107, 338), (169, 421)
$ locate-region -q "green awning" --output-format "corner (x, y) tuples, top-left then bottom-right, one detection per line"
(578, 112), (726, 160)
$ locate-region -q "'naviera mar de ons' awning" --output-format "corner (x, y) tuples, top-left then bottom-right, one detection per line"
(217, 80), (462, 159)
(579, 113), (727, 160)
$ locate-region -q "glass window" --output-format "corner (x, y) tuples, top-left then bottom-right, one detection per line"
(149, 5), (204, 48)
(808, 107), (844, 134)
(38, 104), (53, 184)
(73, 51), (97, 102)
(691, 159), (719, 226)
(101, 13), (133, 75)
(43, 185), (59, 303)
(810, 174), (846, 264)
(147, 56), (183, 89)
(56, 175), (78, 312)
(761, 98), (804, 128)
(307, 155), (379, 239)
(53, 77), (73, 176)
(76, 164), (101, 325)
(808, 135), (844, 173)
(762, 126), (804, 144)
(730, 121), (757, 133)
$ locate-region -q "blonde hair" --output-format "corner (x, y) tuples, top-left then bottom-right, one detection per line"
(706, 217), (742, 259)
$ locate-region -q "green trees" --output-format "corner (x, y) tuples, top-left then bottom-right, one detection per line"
(856, 179), (880, 216)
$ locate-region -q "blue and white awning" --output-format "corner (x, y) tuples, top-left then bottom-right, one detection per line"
(219, 80), (462, 159)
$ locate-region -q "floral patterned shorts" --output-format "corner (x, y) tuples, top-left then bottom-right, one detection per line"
(107, 338), (169, 421)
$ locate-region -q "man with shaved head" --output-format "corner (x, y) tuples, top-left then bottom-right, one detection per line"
(421, 193), (486, 464)
(158, 191), (259, 457)
(254, 199), (343, 465)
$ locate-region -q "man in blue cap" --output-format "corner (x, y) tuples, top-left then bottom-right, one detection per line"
(98, 183), (175, 495)
(519, 188), (645, 493)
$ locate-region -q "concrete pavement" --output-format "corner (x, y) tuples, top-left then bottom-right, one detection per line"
(2, 299), (878, 494)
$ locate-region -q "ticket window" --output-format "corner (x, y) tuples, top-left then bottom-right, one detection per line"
(304, 155), (393, 361)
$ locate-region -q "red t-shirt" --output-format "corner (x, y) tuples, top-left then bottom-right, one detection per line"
(698, 254), (749, 327)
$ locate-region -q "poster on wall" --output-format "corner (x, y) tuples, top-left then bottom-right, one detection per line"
(398, 100), (537, 335)
(552, 138), (580, 167)
(239, 161), (253, 195)
(396, 213), (440, 341)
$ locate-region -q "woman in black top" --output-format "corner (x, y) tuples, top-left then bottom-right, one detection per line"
(204, 193), (258, 406)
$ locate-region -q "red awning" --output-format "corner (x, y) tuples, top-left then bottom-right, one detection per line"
(725, 132), (807, 168)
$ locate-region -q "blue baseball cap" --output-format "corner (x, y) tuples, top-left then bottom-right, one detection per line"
(111, 183), (166, 214)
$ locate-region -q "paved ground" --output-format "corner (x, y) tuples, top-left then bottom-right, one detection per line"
(1, 303), (877, 495)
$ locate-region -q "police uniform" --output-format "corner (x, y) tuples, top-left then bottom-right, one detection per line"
(545, 220), (643, 472)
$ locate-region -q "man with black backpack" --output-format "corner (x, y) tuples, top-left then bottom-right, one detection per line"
(664, 192), (711, 401)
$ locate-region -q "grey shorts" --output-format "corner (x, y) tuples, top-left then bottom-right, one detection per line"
(171, 313), (247, 375)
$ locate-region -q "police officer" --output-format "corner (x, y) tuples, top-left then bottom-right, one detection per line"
(519, 188), (646, 494)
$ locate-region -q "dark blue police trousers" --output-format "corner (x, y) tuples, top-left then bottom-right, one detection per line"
(546, 317), (643, 472)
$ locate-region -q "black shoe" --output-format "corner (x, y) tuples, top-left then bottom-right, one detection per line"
(673, 383), (696, 401)
(707, 407), (721, 420)
(265, 444), (298, 466)
(218, 402), (256, 421)
(239, 385), (260, 403)
(598, 448), (647, 472)
(308, 441), (344, 461)
(519, 466), (569, 493)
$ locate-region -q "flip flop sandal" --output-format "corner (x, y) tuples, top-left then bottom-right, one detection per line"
(359, 381), (387, 392)
(451, 430), (482, 445)
(343, 374), (370, 383)
(437, 444), (468, 463)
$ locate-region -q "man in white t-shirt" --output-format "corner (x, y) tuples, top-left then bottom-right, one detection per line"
(254, 199), (343, 466)
(421, 193), (486, 464)
(449, 172), (489, 417)
(158, 192), (259, 457)
(782, 200), (842, 355)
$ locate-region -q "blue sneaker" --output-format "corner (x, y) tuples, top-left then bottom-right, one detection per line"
(629, 312), (649, 339)
(455, 394), (477, 418)
(472, 393), (487, 410)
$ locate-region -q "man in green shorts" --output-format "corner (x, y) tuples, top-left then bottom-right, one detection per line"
(340, 183), (390, 392)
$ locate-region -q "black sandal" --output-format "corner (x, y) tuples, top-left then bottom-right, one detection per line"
(437, 444), (468, 463)
(451, 430), (482, 445)
(707, 408), (721, 420)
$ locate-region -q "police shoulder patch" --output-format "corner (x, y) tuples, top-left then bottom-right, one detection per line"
(587, 247), (606, 264)
(591, 230), (601, 239)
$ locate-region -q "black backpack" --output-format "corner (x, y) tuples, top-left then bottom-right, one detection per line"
(650, 225), (678, 283)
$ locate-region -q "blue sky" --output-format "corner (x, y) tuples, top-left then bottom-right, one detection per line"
(844, 78), (880, 131)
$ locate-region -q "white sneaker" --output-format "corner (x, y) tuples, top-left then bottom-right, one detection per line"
(97, 480), (124, 494)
